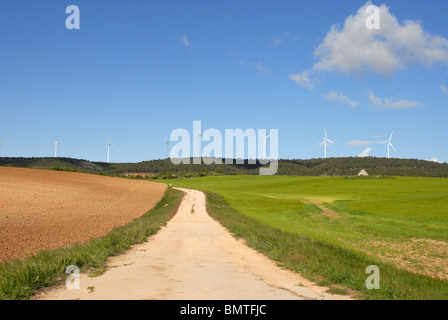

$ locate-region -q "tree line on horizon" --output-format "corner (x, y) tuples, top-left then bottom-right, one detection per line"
(1, 156), (447, 178)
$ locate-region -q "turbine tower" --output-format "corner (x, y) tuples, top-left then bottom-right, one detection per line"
(259, 132), (271, 160)
(0, 138), (3, 157)
(107, 137), (115, 163)
(197, 120), (204, 140)
(319, 128), (335, 159)
(380, 131), (396, 159)
(165, 139), (170, 159)
(54, 140), (59, 157)
(195, 121), (205, 160)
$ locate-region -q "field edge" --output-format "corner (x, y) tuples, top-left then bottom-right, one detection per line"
(0, 186), (184, 300)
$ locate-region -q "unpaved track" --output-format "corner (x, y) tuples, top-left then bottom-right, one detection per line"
(34, 188), (350, 300)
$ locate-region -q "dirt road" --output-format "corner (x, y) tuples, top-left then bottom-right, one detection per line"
(34, 188), (350, 300)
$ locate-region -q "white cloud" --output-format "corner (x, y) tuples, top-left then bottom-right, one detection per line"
(182, 34), (191, 48)
(368, 91), (424, 109)
(440, 84), (448, 94)
(348, 140), (376, 147)
(428, 158), (441, 163)
(312, 2), (448, 77)
(269, 32), (299, 48)
(383, 99), (424, 109)
(252, 62), (271, 75)
(358, 147), (372, 157)
(289, 70), (316, 89)
(368, 91), (383, 106)
(324, 91), (360, 108)
(284, 32), (300, 40)
(240, 60), (271, 75)
(290, 1), (448, 86)
(269, 38), (283, 48)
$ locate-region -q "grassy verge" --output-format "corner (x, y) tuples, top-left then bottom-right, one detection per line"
(0, 186), (183, 300)
(204, 191), (448, 300)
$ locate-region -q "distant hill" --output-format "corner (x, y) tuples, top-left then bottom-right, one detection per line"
(277, 158), (448, 177)
(1, 157), (447, 178)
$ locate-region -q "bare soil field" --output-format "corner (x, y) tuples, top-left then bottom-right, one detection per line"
(0, 167), (167, 263)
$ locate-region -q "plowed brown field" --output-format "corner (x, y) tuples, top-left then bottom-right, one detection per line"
(0, 167), (167, 263)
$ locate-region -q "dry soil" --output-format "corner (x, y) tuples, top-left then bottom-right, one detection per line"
(0, 167), (167, 263)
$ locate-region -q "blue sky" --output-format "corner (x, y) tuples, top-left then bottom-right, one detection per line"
(0, 0), (447, 163)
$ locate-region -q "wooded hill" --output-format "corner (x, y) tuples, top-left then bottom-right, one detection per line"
(1, 157), (447, 178)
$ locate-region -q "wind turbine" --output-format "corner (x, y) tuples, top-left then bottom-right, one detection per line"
(195, 121), (205, 160)
(0, 138), (3, 157)
(196, 121), (205, 141)
(319, 128), (335, 159)
(380, 131), (396, 159)
(107, 137), (115, 163)
(165, 139), (170, 159)
(259, 132), (272, 160)
(54, 140), (59, 157)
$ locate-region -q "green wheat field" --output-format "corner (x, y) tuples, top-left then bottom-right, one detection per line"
(165, 175), (448, 299)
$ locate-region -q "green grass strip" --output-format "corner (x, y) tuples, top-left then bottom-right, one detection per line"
(0, 187), (183, 300)
(204, 191), (448, 300)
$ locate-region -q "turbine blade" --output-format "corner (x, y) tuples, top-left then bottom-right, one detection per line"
(389, 131), (394, 141)
(327, 139), (335, 144)
(389, 142), (397, 152)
